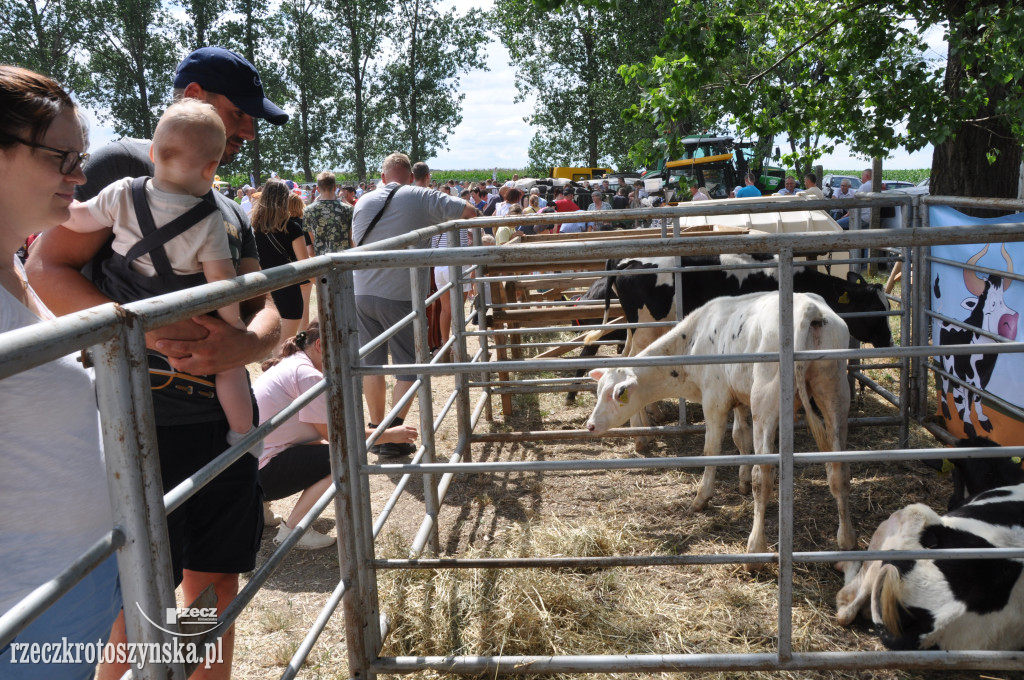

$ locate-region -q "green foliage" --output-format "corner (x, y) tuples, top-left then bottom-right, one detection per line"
(78, 0), (180, 140)
(0, 0), (91, 91)
(494, 0), (674, 171)
(385, 0), (488, 163)
(272, 0), (346, 181)
(617, 0), (1024, 197)
(0, 0), (488, 184)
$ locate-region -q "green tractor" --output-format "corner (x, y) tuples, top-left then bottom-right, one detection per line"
(643, 135), (785, 200)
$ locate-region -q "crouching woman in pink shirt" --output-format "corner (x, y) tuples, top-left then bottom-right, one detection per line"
(254, 323), (417, 549)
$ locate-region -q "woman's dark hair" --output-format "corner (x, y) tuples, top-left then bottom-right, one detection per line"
(0, 65), (76, 147)
(260, 322), (321, 371)
(505, 188), (523, 204)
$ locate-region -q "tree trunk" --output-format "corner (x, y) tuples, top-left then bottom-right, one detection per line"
(931, 4), (1022, 204)
(583, 12), (598, 167)
(408, 0), (421, 161)
(243, 1), (261, 183)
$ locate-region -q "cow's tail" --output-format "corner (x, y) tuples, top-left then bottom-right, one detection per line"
(583, 259), (617, 346)
(795, 302), (830, 451)
(875, 563), (905, 637)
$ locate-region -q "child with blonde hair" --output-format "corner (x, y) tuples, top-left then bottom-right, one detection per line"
(63, 98), (260, 454)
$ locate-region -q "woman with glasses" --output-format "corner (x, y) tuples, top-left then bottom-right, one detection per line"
(0, 65), (121, 679)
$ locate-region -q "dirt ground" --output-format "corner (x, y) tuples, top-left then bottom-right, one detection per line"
(227, 299), (1022, 680)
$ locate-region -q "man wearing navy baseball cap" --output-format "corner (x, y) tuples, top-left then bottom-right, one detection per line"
(27, 46), (288, 680)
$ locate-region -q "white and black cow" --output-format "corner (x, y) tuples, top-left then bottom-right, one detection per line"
(586, 292), (853, 566)
(935, 244), (1019, 438)
(836, 483), (1024, 650)
(582, 254), (892, 451)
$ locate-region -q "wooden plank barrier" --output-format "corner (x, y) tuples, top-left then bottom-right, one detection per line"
(478, 225), (747, 416)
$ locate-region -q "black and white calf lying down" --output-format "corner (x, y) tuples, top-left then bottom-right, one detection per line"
(586, 291), (853, 565)
(836, 438), (1024, 650)
(835, 482), (1024, 650)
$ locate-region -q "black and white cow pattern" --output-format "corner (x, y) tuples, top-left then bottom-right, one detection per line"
(836, 483), (1024, 650)
(936, 244), (1019, 438)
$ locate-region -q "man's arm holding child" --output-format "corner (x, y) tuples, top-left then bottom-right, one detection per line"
(28, 232), (280, 375)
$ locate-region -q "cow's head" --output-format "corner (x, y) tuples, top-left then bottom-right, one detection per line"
(963, 244), (1018, 341)
(586, 367), (640, 434)
(836, 503), (942, 650)
(838, 272), (893, 348)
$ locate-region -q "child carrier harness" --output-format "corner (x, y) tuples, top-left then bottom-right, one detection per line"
(96, 176), (220, 303)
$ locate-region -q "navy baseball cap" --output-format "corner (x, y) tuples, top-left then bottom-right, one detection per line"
(173, 47), (288, 125)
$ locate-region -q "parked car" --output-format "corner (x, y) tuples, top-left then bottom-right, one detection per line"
(881, 179), (915, 191)
(822, 174), (861, 198)
(916, 177), (930, 187)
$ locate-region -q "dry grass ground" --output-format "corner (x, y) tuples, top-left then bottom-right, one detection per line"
(226, 284), (1023, 680)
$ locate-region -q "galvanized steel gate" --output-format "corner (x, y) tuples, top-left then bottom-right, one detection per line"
(2, 194), (1024, 678)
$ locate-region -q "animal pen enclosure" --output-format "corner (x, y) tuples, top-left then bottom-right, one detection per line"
(3, 195), (1024, 679)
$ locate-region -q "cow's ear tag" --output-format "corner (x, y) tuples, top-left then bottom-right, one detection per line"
(839, 292), (850, 304)
(940, 459), (955, 475)
(615, 386), (630, 404)
(1013, 456), (1022, 466)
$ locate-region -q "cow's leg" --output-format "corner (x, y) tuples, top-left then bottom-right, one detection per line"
(732, 404), (753, 495)
(826, 462), (856, 551)
(938, 362), (953, 419)
(628, 325), (667, 453)
(812, 365), (856, 554)
(747, 388), (780, 569)
(952, 385), (975, 436)
(973, 393), (993, 433)
(690, 403), (729, 512)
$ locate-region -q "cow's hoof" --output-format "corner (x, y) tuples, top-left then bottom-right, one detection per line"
(689, 497), (710, 513)
(743, 561), (768, 573)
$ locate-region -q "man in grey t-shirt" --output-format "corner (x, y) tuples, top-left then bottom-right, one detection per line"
(352, 152), (477, 455)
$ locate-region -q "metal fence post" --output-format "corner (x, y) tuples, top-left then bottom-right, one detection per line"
(450, 228), (474, 460)
(92, 314), (182, 680)
(912, 205), (932, 422)
(776, 247), (796, 662)
(319, 269), (381, 679)
(410, 260), (440, 555)
(472, 226), (494, 423)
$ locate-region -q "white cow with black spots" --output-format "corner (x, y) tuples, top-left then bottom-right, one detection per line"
(836, 483), (1024, 650)
(585, 291), (853, 567)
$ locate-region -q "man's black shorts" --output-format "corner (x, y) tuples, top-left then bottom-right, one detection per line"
(157, 419), (263, 585)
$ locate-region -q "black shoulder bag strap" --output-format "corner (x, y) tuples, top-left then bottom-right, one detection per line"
(355, 183), (403, 247)
(125, 177), (219, 275)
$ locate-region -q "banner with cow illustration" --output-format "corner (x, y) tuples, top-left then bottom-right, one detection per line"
(930, 206), (1024, 444)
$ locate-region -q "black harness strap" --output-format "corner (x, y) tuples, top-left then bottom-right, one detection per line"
(355, 183), (403, 247)
(125, 177), (219, 274)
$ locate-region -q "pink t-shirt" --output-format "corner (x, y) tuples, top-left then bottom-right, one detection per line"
(253, 351), (327, 468)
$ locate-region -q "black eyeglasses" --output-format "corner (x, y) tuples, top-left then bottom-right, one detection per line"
(1, 133), (88, 175)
